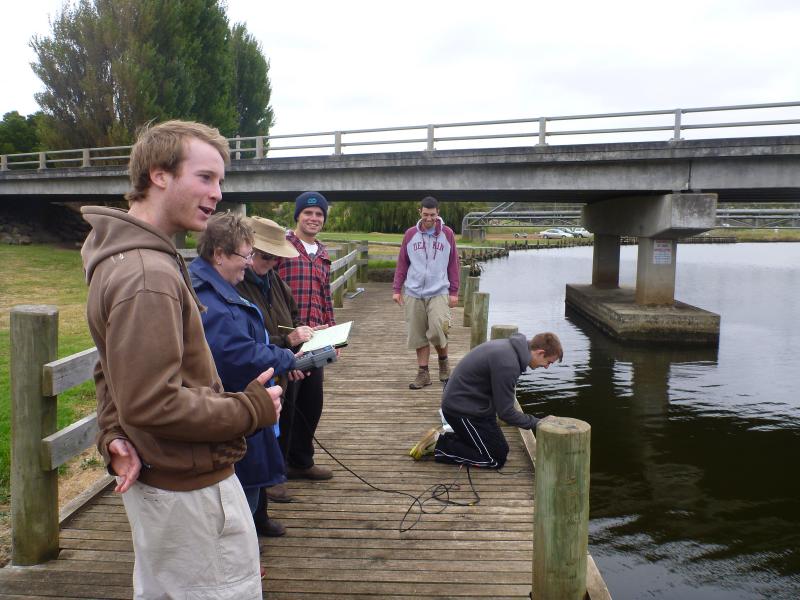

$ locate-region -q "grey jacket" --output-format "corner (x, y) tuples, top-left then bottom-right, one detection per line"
(441, 333), (539, 429)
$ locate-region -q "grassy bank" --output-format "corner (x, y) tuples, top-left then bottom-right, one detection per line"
(0, 245), (97, 503)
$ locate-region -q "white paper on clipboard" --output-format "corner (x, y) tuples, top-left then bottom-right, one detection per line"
(300, 321), (353, 352)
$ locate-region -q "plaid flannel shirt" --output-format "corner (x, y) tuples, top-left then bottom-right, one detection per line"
(277, 231), (336, 328)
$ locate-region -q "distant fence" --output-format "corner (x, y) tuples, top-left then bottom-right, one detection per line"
(3, 100), (800, 170)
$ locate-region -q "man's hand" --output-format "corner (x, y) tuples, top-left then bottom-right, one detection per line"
(256, 367), (275, 386)
(393, 293), (404, 306)
(286, 325), (314, 347)
(288, 363), (308, 381)
(448, 295), (458, 308)
(108, 438), (141, 494)
(266, 384), (282, 418)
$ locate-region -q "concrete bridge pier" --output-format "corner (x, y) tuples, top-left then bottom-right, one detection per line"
(635, 237), (677, 305)
(567, 193), (720, 345)
(592, 234), (621, 288)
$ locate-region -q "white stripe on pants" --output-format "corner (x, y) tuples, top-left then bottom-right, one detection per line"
(121, 473), (262, 599)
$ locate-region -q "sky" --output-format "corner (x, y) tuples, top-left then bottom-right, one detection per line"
(2, 0), (799, 141)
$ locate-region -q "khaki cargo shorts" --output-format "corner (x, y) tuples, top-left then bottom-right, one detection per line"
(404, 294), (451, 350)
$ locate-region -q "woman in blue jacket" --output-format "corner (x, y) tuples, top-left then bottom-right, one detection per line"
(189, 211), (299, 538)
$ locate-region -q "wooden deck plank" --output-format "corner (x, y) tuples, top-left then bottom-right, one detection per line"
(0, 281), (608, 598)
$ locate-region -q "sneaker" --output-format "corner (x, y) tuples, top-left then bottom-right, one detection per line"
(438, 357), (450, 382)
(409, 368), (432, 390)
(408, 426), (444, 460)
(286, 464), (333, 480)
(438, 408), (454, 434)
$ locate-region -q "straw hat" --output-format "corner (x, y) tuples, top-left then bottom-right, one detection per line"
(247, 216), (299, 258)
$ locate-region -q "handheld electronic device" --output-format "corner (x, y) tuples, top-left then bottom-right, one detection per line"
(294, 345), (337, 371)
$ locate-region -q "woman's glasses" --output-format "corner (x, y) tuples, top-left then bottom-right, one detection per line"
(231, 250), (255, 261)
(257, 251), (277, 261)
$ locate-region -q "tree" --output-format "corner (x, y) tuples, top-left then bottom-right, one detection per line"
(30, 0), (270, 149)
(231, 24), (274, 137)
(0, 112), (42, 155)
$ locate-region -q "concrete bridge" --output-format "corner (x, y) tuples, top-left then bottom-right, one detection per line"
(3, 101), (800, 345)
(2, 135), (800, 204)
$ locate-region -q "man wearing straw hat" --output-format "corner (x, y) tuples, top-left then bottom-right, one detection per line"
(237, 216), (317, 505)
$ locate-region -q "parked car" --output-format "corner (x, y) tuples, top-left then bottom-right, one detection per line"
(513, 232), (528, 238)
(540, 228), (574, 239)
(567, 227), (592, 238)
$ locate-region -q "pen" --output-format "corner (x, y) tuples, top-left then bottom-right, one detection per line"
(279, 325), (313, 335)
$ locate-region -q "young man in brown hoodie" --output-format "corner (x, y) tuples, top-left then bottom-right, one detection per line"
(81, 121), (281, 598)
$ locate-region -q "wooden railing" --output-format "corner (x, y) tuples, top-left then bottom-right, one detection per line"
(8, 243), (369, 565)
(9, 306), (100, 566)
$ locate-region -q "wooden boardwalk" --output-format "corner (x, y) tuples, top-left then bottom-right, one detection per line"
(0, 281), (608, 599)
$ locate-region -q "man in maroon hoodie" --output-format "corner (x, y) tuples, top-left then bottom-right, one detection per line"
(393, 196), (460, 389)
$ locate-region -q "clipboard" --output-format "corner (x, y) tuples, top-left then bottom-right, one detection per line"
(300, 321), (352, 353)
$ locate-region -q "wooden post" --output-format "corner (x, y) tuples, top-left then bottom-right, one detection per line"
(533, 417), (591, 600)
(357, 240), (369, 283)
(330, 248), (343, 308)
(470, 292), (489, 349)
(491, 324), (518, 339)
(456, 264), (469, 307)
(462, 275), (479, 327)
(345, 243), (357, 293)
(10, 305), (60, 565)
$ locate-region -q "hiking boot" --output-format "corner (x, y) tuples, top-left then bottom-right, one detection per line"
(265, 483), (294, 503)
(409, 367), (432, 389)
(438, 357), (450, 382)
(287, 464), (333, 480)
(255, 518), (286, 537)
(408, 426), (444, 460)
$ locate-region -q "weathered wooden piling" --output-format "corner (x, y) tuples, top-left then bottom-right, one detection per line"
(491, 324), (518, 339)
(470, 292), (489, 348)
(457, 264), (470, 307)
(533, 416), (592, 600)
(10, 305), (60, 565)
(462, 275), (479, 327)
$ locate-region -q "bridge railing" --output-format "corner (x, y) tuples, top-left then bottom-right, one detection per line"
(3, 100), (800, 171)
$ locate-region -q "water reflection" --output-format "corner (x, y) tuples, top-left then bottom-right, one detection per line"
(478, 244), (800, 599)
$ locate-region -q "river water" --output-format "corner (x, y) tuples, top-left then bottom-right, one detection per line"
(477, 242), (800, 599)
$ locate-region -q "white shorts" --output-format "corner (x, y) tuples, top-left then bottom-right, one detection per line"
(121, 473), (262, 599)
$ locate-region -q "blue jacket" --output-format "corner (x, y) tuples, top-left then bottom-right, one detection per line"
(189, 256), (296, 391)
(189, 256), (295, 489)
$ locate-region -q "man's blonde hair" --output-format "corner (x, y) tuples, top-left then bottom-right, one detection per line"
(125, 120), (230, 204)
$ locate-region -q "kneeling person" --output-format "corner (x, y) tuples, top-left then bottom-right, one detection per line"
(409, 332), (563, 468)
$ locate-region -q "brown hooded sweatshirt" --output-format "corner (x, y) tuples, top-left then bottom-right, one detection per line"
(81, 206), (277, 491)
